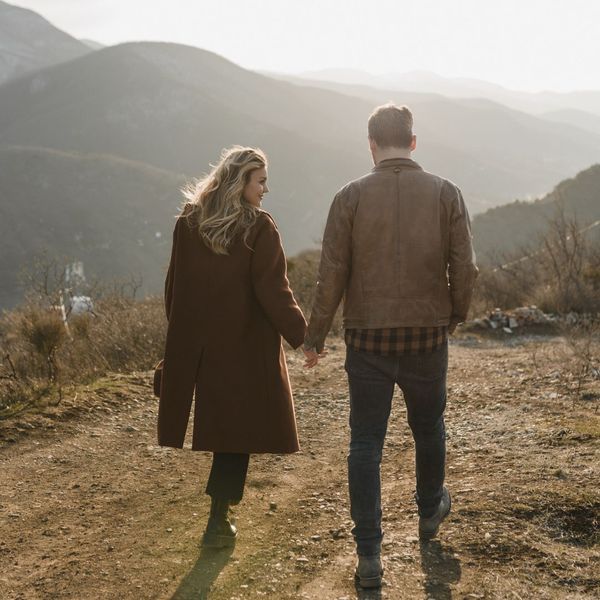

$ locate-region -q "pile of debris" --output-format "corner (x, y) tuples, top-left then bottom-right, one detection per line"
(468, 306), (554, 333)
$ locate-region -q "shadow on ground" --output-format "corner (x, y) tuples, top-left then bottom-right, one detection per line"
(419, 540), (461, 599)
(171, 546), (234, 600)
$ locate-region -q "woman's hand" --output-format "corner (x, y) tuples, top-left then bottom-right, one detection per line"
(302, 347), (327, 368)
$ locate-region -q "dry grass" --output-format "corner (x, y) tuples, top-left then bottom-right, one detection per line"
(0, 296), (165, 417)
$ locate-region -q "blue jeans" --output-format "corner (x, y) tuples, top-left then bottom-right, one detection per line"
(345, 343), (448, 557)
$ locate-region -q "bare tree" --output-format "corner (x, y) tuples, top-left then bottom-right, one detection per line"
(18, 250), (70, 307)
(541, 204), (597, 313)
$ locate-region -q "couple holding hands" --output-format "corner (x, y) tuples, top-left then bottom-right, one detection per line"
(157, 103), (478, 589)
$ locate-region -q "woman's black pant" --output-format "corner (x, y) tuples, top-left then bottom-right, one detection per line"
(205, 453), (250, 504)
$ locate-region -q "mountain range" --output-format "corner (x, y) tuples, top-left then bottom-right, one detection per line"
(0, 0), (90, 84)
(2, 41), (599, 219)
(292, 69), (600, 148)
(0, 2), (598, 309)
(298, 68), (600, 117)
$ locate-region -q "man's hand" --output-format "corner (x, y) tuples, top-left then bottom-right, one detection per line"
(448, 318), (462, 335)
(302, 346), (328, 368)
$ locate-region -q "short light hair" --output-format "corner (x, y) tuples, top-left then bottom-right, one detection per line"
(368, 103), (414, 149)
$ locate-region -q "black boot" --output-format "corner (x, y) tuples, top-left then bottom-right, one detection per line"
(201, 498), (237, 548)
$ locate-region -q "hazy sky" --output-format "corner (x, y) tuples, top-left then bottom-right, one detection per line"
(14, 0), (599, 92)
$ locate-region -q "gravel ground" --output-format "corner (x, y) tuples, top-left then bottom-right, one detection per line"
(0, 335), (598, 599)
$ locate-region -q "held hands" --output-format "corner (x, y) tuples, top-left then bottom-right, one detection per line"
(302, 346), (328, 369)
(448, 318), (461, 335)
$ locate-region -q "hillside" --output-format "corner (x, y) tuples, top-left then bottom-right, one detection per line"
(0, 146), (184, 308)
(1, 147), (599, 310)
(472, 164), (600, 262)
(0, 0), (90, 84)
(0, 41), (374, 256)
(1, 41), (600, 230)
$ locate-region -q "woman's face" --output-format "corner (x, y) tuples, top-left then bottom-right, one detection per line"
(242, 167), (269, 207)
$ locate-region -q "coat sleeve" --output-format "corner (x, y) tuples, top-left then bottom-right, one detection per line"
(304, 186), (356, 353)
(164, 217), (181, 322)
(446, 183), (479, 325)
(250, 215), (307, 349)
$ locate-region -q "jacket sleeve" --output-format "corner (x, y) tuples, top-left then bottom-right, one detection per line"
(251, 215), (307, 349)
(446, 183), (479, 324)
(164, 217), (181, 322)
(305, 186), (356, 353)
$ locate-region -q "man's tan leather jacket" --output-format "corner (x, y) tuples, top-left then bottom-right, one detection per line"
(305, 158), (478, 353)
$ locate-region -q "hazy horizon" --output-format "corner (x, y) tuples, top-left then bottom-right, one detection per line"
(9, 0), (600, 94)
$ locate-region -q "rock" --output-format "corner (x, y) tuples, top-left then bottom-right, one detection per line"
(330, 529), (346, 540)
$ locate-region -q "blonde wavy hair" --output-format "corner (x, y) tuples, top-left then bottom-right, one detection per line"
(182, 146), (267, 254)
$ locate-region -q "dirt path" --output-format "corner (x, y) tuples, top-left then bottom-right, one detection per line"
(1, 337), (598, 599)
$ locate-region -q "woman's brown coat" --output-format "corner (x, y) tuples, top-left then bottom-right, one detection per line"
(157, 205), (306, 453)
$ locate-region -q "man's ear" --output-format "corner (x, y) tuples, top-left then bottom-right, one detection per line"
(368, 136), (377, 153)
(410, 135), (417, 151)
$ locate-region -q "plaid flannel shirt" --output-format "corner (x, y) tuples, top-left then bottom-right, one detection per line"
(345, 326), (448, 355)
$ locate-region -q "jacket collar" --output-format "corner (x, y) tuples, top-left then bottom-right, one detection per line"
(372, 157), (423, 172)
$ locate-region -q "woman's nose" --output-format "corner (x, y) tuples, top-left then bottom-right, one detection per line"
(263, 184), (270, 194)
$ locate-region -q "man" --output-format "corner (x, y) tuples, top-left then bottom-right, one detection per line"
(303, 104), (478, 588)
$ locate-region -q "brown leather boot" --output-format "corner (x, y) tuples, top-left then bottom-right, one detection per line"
(201, 498), (237, 548)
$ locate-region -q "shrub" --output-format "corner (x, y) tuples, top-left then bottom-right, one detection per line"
(0, 293), (166, 418)
(18, 306), (67, 382)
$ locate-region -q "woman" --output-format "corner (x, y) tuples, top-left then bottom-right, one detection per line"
(157, 146), (308, 548)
